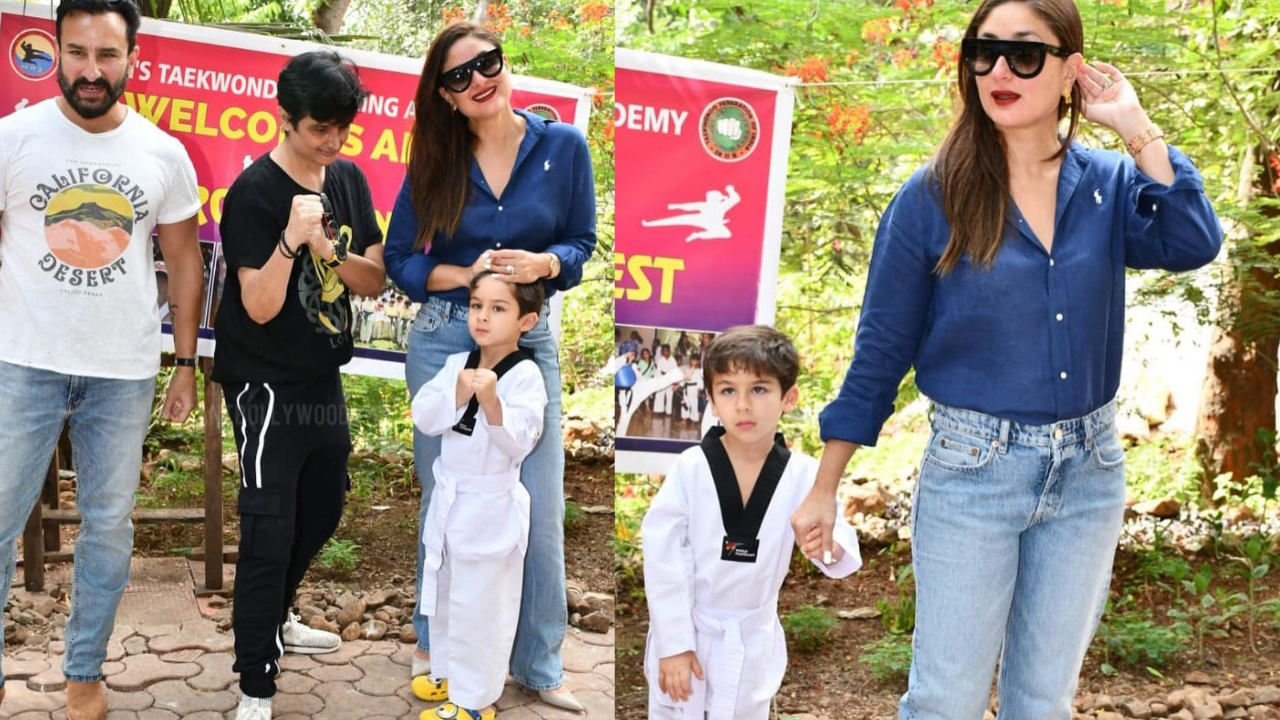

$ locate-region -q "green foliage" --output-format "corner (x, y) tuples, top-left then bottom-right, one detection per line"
(1130, 521), (1193, 600)
(781, 604), (839, 652)
(1230, 532), (1277, 653)
(316, 537), (361, 572)
(1093, 602), (1189, 674)
(1123, 436), (1203, 507)
(615, 473), (655, 601)
(1167, 563), (1249, 662)
(877, 563), (916, 636)
(564, 499), (586, 532)
(859, 634), (913, 686)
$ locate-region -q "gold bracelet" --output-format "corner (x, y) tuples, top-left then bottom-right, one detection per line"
(1126, 124), (1164, 158)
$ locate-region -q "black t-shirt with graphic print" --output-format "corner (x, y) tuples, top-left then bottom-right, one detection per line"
(213, 155), (381, 384)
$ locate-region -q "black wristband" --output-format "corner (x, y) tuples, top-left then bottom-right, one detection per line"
(175, 357), (197, 368)
(278, 231), (302, 259)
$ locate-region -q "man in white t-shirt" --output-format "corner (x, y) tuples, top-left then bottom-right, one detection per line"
(0, 1), (201, 718)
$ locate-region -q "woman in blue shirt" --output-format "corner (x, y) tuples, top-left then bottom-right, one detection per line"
(383, 22), (596, 717)
(792, 1), (1221, 718)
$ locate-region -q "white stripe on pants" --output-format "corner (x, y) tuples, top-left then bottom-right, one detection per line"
(428, 541), (525, 710)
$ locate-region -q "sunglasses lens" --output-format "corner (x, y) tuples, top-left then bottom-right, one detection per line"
(964, 43), (996, 74)
(442, 68), (470, 93)
(1008, 46), (1044, 76)
(477, 51), (503, 77)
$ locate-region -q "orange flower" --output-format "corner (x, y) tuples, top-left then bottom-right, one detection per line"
(519, 25), (532, 37)
(784, 56), (829, 84)
(860, 17), (893, 45)
(441, 6), (466, 23)
(892, 47), (917, 69)
(826, 103), (871, 144)
(580, 1), (609, 23)
(931, 39), (956, 70)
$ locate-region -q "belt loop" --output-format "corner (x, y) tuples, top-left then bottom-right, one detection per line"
(927, 403), (936, 426)
(1085, 412), (1097, 448)
(997, 419), (1010, 454)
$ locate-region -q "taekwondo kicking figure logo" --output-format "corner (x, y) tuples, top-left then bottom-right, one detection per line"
(641, 185), (741, 242)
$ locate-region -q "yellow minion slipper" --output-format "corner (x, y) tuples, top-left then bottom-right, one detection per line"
(410, 675), (448, 702)
(421, 702), (495, 720)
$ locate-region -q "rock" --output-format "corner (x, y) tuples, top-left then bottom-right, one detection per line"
(1171, 710), (1195, 720)
(206, 595), (228, 608)
(29, 595), (57, 618)
(1220, 692), (1253, 709)
(1133, 498), (1182, 518)
(1152, 702), (1170, 717)
(569, 612), (582, 627)
(1225, 709), (1248, 720)
(364, 589), (398, 610)
(335, 598), (367, 628)
(373, 610), (392, 624)
(1078, 696), (1096, 713)
(566, 583), (587, 614)
(562, 418), (598, 444)
(1248, 706), (1280, 720)
(580, 591), (614, 617)
(306, 616), (340, 635)
(1098, 712), (1125, 720)
(360, 620), (387, 641)
(1118, 414), (1152, 442)
(339, 622), (361, 642)
(1222, 505), (1256, 526)
(837, 607), (881, 620)
(843, 481), (890, 517)
(1187, 672), (1215, 686)
(1097, 695), (1116, 711)
(1252, 689), (1280, 706)
(1194, 702), (1225, 720)
(299, 604), (326, 623)
(1120, 699), (1153, 719)
(577, 611), (612, 633)
(398, 624), (417, 644)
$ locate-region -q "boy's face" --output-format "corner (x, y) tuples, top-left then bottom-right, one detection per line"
(468, 275), (536, 348)
(707, 368), (799, 447)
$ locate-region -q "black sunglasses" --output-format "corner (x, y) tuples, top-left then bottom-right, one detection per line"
(319, 192), (338, 242)
(439, 48), (504, 94)
(961, 38), (1072, 80)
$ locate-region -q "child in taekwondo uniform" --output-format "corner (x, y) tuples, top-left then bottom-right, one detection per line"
(408, 272), (548, 720)
(642, 325), (862, 720)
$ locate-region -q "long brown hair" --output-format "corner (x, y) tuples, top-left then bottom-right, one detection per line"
(406, 23), (503, 250)
(930, 0), (1084, 275)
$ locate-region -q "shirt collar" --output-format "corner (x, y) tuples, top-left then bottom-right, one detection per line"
(468, 108), (548, 196)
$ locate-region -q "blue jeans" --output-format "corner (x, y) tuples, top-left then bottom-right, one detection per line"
(0, 360), (155, 684)
(901, 399), (1126, 720)
(405, 297), (567, 690)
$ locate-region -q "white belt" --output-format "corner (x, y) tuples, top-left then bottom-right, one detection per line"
(689, 603), (776, 720)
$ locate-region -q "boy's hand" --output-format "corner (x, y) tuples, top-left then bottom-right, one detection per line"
(472, 368), (498, 405)
(658, 651), (704, 703)
(799, 525), (843, 563)
(791, 489), (836, 562)
(456, 369), (477, 408)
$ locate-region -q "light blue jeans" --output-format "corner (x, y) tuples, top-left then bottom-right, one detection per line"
(0, 360), (155, 684)
(405, 297), (567, 690)
(901, 399), (1126, 720)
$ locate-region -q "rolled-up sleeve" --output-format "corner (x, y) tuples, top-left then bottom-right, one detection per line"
(819, 179), (936, 446)
(1123, 145), (1223, 271)
(384, 177), (439, 303)
(544, 129), (597, 293)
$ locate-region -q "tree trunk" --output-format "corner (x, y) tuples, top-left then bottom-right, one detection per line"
(1195, 142), (1280, 501)
(311, 0), (353, 35)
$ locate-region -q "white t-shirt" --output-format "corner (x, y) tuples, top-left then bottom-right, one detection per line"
(0, 99), (200, 378)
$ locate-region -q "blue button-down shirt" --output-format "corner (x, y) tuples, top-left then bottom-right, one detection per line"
(384, 109), (597, 304)
(819, 143), (1222, 446)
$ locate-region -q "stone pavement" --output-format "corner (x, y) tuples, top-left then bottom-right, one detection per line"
(2, 561), (614, 719)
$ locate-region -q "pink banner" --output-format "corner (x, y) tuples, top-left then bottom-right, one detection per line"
(615, 63), (783, 332)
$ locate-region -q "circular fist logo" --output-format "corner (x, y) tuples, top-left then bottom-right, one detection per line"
(699, 97), (760, 162)
(10, 29), (56, 82)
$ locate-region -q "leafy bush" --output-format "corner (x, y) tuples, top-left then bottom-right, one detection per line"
(782, 605), (839, 652)
(1092, 606), (1190, 674)
(860, 634), (913, 685)
(316, 538), (360, 572)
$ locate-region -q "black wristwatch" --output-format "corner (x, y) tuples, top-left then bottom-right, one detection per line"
(323, 241), (348, 269)
(175, 357), (197, 368)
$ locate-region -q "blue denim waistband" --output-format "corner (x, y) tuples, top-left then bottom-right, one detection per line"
(929, 398), (1117, 449)
(420, 296), (471, 322)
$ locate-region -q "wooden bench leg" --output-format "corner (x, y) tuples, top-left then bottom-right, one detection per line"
(21, 456), (56, 591)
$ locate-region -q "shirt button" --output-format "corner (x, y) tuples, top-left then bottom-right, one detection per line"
(496, 243), (502, 248)
(1056, 313), (1064, 321)
(1049, 259), (1056, 267)
(498, 205), (504, 211)
(1060, 371), (1068, 380)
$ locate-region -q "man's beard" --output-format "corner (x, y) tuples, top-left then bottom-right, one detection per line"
(57, 70), (126, 120)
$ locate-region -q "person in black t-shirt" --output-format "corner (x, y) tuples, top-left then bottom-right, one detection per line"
(212, 51), (386, 720)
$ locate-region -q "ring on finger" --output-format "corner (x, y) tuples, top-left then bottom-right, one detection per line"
(507, 264), (515, 275)
(1102, 77), (1114, 89)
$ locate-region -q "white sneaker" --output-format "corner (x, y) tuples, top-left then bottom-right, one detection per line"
(236, 695), (272, 720)
(281, 610), (341, 655)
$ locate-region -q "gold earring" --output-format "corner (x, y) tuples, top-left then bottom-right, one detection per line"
(1062, 86), (1072, 102)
